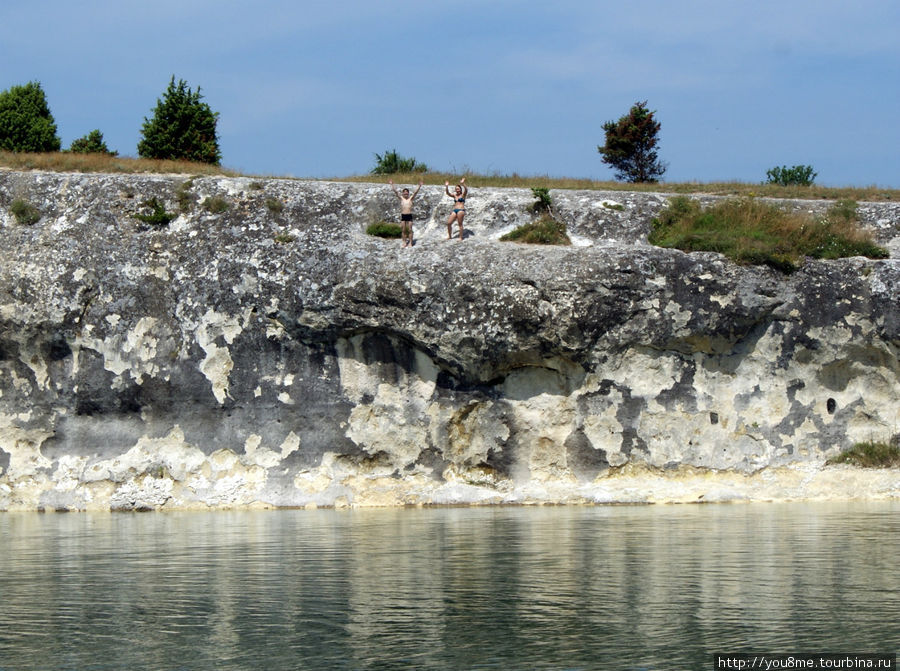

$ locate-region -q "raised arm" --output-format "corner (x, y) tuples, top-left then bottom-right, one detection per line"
(411, 178), (423, 199)
(459, 177), (468, 198)
(388, 178), (401, 199)
(444, 180), (453, 198)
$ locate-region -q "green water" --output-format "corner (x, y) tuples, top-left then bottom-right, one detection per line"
(1, 503), (898, 670)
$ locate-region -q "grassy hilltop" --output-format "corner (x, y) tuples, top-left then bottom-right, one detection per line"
(2, 150), (898, 202)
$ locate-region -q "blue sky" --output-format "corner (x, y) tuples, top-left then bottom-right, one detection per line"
(2, 1), (898, 186)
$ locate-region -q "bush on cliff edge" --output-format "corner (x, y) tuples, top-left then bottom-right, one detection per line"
(499, 189), (571, 245)
(649, 196), (888, 272)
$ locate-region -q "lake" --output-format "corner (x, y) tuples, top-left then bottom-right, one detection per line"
(1, 503), (898, 670)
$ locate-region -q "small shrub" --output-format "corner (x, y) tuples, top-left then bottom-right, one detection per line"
(265, 197), (284, 214)
(274, 232), (295, 244)
(366, 221), (403, 238)
(249, 181), (264, 190)
(68, 129), (116, 155)
(602, 201), (625, 211)
(10, 199), (41, 225)
(202, 195), (229, 213)
(134, 197), (175, 226)
(530, 187), (552, 213)
(826, 441), (900, 468)
(500, 216), (571, 245)
(371, 149), (427, 175)
(766, 165), (817, 186)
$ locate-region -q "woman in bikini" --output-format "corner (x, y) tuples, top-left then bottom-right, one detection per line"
(444, 177), (467, 240)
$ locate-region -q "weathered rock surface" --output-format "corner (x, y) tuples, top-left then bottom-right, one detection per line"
(0, 170), (898, 510)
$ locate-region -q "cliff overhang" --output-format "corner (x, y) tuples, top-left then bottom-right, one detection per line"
(1, 170), (898, 509)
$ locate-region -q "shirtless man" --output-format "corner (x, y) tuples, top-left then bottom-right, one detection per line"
(389, 178), (423, 248)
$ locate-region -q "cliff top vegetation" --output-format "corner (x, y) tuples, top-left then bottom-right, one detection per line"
(1, 150), (898, 202)
(649, 196), (889, 273)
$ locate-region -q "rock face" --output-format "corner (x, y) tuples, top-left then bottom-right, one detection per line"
(0, 170), (898, 510)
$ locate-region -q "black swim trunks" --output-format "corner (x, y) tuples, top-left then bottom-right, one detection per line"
(401, 213), (413, 222)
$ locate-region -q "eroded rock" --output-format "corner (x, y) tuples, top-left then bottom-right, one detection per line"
(0, 170), (898, 509)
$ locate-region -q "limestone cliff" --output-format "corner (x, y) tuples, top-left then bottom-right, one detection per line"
(1, 170), (898, 510)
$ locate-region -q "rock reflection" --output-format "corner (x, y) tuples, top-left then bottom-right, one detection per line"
(1, 503), (898, 670)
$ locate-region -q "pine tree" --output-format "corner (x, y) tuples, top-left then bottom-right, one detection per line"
(597, 101), (666, 183)
(138, 76), (221, 164)
(0, 81), (61, 153)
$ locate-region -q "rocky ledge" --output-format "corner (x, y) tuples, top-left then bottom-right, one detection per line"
(0, 170), (898, 510)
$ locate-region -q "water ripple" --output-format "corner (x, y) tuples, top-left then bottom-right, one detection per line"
(1, 502), (898, 670)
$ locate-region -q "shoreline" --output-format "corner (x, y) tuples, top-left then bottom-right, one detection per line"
(3, 463), (897, 512)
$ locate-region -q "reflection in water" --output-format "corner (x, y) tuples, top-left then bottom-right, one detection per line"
(1, 503), (898, 670)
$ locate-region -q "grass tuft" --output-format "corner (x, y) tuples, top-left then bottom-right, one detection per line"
(826, 441), (900, 468)
(649, 196), (888, 272)
(500, 216), (571, 245)
(202, 196), (229, 214)
(175, 179), (195, 212)
(10, 199), (41, 225)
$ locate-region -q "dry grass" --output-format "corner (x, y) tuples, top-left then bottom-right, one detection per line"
(2, 152), (897, 201)
(337, 171), (900, 202)
(0, 150), (236, 176)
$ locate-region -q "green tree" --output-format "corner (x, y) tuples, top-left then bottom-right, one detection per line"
(0, 81), (61, 152)
(138, 76), (221, 164)
(597, 101), (666, 183)
(371, 149), (427, 174)
(69, 129), (117, 155)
